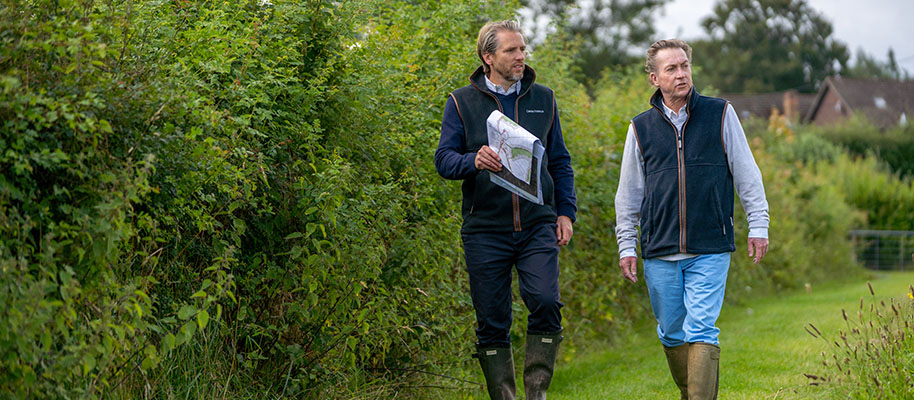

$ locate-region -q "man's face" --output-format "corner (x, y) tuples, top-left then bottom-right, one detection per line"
(650, 48), (693, 104)
(484, 31), (526, 86)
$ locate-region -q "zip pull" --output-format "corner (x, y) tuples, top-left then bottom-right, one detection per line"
(678, 135), (682, 150)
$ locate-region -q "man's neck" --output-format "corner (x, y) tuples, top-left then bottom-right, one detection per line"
(662, 96), (687, 115)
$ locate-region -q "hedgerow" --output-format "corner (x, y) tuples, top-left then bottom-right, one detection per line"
(1, 0), (514, 397)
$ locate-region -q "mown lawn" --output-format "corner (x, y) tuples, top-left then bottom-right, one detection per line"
(442, 270), (914, 399)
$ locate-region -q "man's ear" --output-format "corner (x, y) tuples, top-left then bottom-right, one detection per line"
(482, 52), (494, 68)
(649, 72), (659, 87)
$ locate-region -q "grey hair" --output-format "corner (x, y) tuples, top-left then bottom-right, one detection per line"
(477, 20), (524, 74)
(645, 39), (693, 74)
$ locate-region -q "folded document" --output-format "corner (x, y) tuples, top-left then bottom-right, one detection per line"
(485, 110), (545, 205)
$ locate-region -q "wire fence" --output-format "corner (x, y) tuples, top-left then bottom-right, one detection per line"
(849, 230), (914, 270)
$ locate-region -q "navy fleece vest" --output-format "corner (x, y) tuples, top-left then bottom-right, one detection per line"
(632, 88), (735, 258)
(450, 66), (557, 233)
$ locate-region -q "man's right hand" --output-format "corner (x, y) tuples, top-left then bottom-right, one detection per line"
(474, 145), (503, 172)
(620, 256), (638, 283)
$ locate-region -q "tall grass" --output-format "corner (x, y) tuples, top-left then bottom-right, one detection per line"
(804, 283), (914, 399)
(811, 155), (914, 231)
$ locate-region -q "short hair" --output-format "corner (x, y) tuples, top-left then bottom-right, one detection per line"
(477, 20), (524, 74)
(645, 39), (692, 74)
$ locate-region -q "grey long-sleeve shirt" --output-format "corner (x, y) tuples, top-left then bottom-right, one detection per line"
(614, 102), (769, 260)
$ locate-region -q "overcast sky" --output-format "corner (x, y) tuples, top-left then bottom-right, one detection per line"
(653, 0), (914, 73)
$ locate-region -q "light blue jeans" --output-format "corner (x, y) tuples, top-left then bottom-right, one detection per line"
(643, 253), (730, 347)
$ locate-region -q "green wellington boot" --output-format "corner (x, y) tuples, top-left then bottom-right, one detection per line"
(663, 344), (689, 400)
(474, 345), (516, 400)
(523, 332), (563, 400)
(687, 342), (720, 400)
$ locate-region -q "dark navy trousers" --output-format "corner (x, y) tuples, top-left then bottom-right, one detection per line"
(461, 223), (563, 348)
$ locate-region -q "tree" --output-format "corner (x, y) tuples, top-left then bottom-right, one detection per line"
(520, 0), (670, 86)
(691, 0), (849, 93)
(845, 48), (896, 80)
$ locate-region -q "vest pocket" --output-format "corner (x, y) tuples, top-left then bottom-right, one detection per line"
(642, 193), (653, 246)
(713, 186), (725, 236)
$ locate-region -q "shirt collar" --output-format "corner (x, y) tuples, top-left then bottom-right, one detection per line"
(661, 100), (688, 120)
(484, 74), (521, 96)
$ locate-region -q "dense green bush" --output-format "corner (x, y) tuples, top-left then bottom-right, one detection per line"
(1, 0), (512, 397)
(808, 116), (914, 178)
(770, 131), (843, 165)
(760, 119), (914, 231)
(811, 155), (914, 231)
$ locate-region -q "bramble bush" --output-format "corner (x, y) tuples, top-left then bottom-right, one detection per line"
(1, 0), (514, 398)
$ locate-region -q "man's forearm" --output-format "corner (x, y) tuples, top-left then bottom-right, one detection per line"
(614, 124), (644, 259)
(434, 148), (477, 180)
(722, 104), (770, 238)
(435, 97), (479, 180)
(547, 101), (577, 221)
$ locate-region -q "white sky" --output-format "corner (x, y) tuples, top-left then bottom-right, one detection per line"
(653, 0), (914, 73)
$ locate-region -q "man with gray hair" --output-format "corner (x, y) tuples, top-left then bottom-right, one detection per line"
(435, 20), (577, 400)
(615, 39), (770, 399)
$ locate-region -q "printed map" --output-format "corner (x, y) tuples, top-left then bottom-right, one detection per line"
(486, 110), (545, 205)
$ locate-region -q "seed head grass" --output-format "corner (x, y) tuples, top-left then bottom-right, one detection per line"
(804, 283), (914, 399)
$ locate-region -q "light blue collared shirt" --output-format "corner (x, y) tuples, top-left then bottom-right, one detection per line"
(662, 101), (689, 133)
(484, 74), (521, 96)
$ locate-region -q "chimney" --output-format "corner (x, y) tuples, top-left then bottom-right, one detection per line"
(783, 90), (799, 122)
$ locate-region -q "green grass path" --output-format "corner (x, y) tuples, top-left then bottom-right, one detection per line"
(444, 271), (914, 399)
(545, 271), (914, 399)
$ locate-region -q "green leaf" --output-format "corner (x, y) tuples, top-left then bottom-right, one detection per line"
(197, 310), (210, 329)
(163, 333), (176, 353)
(98, 119), (112, 133)
(141, 355), (157, 371)
(181, 320), (197, 343)
(178, 305), (196, 320)
(82, 354), (96, 376)
(284, 232), (303, 240)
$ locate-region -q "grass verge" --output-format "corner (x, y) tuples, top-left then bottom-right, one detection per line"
(440, 270), (914, 399)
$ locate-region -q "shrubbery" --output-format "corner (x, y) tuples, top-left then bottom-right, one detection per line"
(1, 0), (513, 397)
(760, 118), (914, 231)
(807, 116), (914, 179)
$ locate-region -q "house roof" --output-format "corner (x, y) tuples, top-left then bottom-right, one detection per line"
(721, 91), (816, 120)
(805, 76), (914, 128)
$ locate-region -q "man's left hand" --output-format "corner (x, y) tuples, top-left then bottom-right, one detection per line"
(748, 237), (769, 264)
(556, 216), (573, 246)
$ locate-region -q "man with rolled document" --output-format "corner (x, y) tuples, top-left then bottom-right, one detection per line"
(434, 19), (577, 400)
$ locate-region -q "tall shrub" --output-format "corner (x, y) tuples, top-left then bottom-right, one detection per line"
(1, 0), (517, 398)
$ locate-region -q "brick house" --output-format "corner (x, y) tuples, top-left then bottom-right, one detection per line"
(804, 76), (914, 129)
